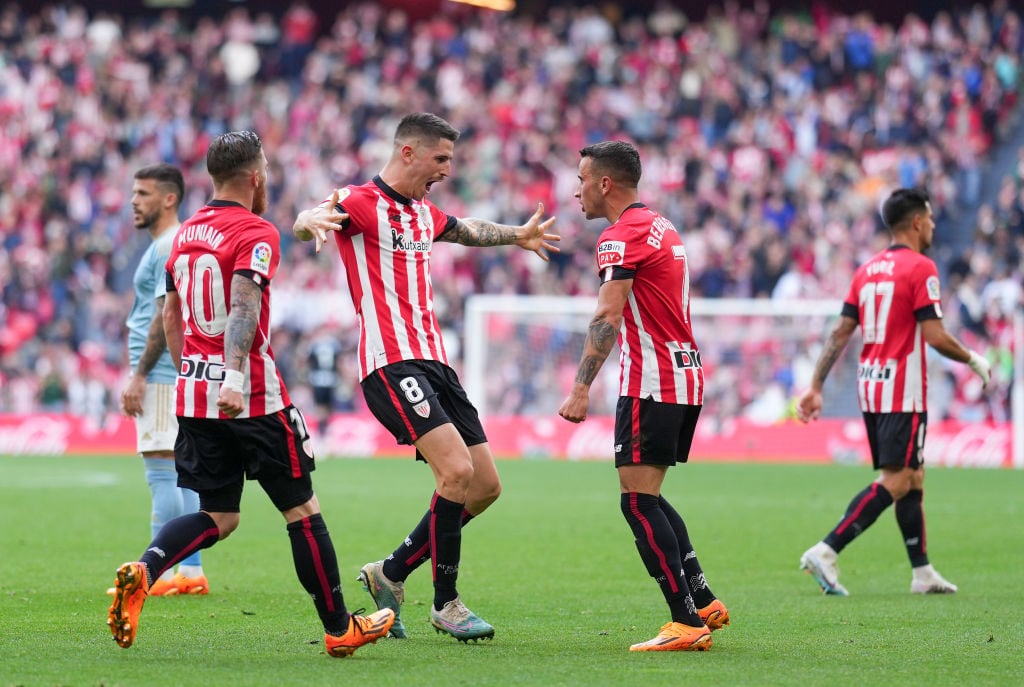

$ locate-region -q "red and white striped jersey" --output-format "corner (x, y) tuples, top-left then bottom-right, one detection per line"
(595, 203), (703, 405)
(843, 245), (942, 413)
(165, 200), (290, 419)
(326, 176), (456, 380)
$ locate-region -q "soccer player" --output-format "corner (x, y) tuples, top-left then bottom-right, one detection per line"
(292, 112), (559, 641)
(117, 164), (208, 597)
(796, 187), (991, 596)
(107, 131), (394, 657)
(558, 141), (728, 652)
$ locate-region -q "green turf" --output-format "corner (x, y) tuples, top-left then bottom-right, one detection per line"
(1, 456), (1021, 686)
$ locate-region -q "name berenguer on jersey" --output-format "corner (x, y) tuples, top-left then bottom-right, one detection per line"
(177, 224), (225, 249)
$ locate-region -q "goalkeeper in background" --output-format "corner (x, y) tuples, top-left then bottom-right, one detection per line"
(559, 140), (728, 652)
(796, 187), (992, 596)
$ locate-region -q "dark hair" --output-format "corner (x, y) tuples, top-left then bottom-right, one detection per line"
(881, 188), (930, 230)
(134, 163), (184, 208)
(579, 140), (641, 188)
(206, 130), (263, 185)
(394, 112), (460, 145)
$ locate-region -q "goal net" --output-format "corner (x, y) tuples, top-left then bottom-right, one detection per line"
(464, 295), (847, 423)
(462, 295), (1023, 467)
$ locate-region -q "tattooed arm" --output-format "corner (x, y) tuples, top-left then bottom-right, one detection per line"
(438, 203), (560, 261)
(120, 295), (169, 417)
(796, 315), (858, 423)
(217, 275), (263, 418)
(558, 279), (631, 423)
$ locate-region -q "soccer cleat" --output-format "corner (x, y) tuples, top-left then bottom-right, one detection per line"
(324, 608), (395, 657)
(698, 599), (730, 631)
(173, 572), (209, 595)
(429, 597), (495, 642)
(629, 622), (712, 652)
(148, 576), (179, 597)
(911, 565), (958, 594)
(800, 543), (849, 596)
(358, 561), (406, 638)
(107, 562), (149, 648)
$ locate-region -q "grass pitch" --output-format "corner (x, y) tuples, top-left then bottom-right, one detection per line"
(1, 455), (1021, 686)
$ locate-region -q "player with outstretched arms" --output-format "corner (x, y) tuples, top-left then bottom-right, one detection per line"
(293, 112), (558, 642)
(797, 187), (991, 596)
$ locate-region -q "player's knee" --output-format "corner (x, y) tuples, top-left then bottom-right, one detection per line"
(437, 459), (474, 496)
(483, 476), (502, 504)
(210, 512), (240, 539)
(469, 479), (501, 513)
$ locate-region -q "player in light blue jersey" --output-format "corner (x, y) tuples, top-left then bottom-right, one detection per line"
(114, 164), (209, 596)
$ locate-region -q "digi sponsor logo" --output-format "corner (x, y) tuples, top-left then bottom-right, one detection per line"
(597, 240), (625, 267)
(673, 350), (702, 369)
(250, 241), (272, 275)
(857, 362), (894, 381)
(179, 359), (227, 382)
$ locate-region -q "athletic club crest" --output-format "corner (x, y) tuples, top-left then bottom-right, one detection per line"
(412, 400), (431, 418)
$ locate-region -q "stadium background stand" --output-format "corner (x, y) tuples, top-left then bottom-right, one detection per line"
(0, 1), (1020, 426)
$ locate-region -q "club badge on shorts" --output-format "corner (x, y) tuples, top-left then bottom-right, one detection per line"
(412, 400), (431, 418)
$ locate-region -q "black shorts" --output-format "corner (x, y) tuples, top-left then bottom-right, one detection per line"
(361, 360), (487, 456)
(863, 411), (927, 470)
(175, 405), (315, 512)
(614, 396), (701, 468)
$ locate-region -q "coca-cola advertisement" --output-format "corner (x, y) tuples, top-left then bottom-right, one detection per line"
(0, 413), (1015, 468)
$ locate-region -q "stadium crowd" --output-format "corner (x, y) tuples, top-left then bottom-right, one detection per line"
(0, 0), (1021, 427)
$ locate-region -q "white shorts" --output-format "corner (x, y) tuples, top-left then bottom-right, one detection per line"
(134, 383), (179, 454)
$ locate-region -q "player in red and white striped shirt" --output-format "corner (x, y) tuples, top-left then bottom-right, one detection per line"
(559, 141), (725, 652)
(108, 131), (394, 657)
(293, 112), (558, 641)
(796, 188), (992, 597)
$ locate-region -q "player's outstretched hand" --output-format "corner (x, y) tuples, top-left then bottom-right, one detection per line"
(967, 349), (991, 389)
(517, 203), (560, 261)
(795, 389), (823, 424)
(294, 189), (348, 253)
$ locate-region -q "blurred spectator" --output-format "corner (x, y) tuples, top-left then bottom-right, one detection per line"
(0, 1), (1021, 426)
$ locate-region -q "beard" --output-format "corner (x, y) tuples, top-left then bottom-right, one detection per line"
(251, 183), (268, 216)
(134, 209), (159, 229)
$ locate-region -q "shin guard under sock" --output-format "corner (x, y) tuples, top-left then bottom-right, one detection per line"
(621, 492), (701, 626)
(429, 493), (465, 610)
(658, 495), (714, 608)
(383, 509), (475, 584)
(287, 514), (348, 633)
(140, 511), (219, 585)
(824, 482), (894, 553)
(895, 488), (929, 567)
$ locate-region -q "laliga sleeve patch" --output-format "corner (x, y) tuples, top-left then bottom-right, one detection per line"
(926, 275), (941, 301)
(597, 240), (626, 268)
(323, 187), (351, 211)
(250, 241), (273, 276)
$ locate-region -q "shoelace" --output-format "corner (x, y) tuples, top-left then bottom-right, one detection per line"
(442, 599), (471, 623)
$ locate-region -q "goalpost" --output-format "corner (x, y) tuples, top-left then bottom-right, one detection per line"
(463, 295), (1023, 467)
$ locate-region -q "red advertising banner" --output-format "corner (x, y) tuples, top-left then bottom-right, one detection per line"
(0, 413), (1014, 468)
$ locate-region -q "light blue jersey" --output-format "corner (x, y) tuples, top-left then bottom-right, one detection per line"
(126, 227), (178, 383)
